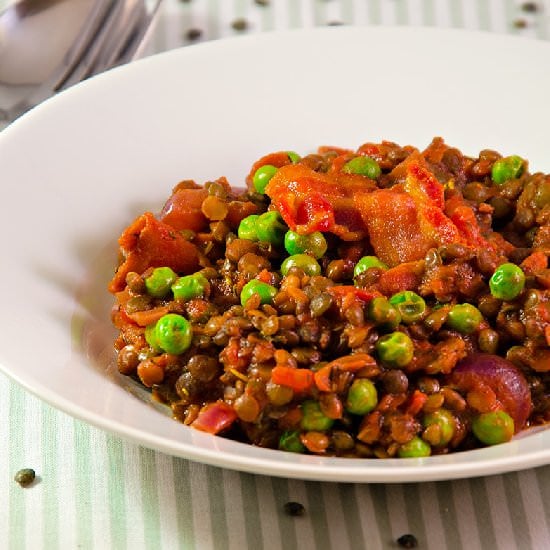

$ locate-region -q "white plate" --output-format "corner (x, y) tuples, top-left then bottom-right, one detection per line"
(0, 26), (549, 483)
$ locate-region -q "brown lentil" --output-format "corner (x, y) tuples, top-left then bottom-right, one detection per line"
(117, 345), (140, 375)
(201, 195), (228, 220)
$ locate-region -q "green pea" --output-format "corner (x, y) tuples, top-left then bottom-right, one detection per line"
(300, 400), (334, 431)
(389, 291), (426, 324)
(397, 436), (432, 458)
(472, 411), (515, 445)
(240, 279), (277, 306)
(422, 409), (455, 447)
(154, 313), (193, 355)
(255, 211), (287, 246)
(281, 254), (321, 277)
(342, 156), (381, 179)
(144, 267), (177, 298)
(237, 214), (259, 241)
(489, 263), (526, 301)
(368, 297), (401, 331)
(253, 164), (278, 194)
(278, 430), (306, 453)
(345, 378), (378, 415)
(491, 155), (524, 185)
(287, 151), (301, 164)
(353, 255), (388, 278)
(172, 273), (209, 301)
(376, 331), (414, 368)
(446, 303), (483, 334)
(144, 323), (161, 351)
(284, 230), (327, 259)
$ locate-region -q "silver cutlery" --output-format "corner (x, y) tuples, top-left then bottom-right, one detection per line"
(0, 0), (162, 123)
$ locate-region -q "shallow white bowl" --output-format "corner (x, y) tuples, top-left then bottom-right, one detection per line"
(0, 26), (549, 482)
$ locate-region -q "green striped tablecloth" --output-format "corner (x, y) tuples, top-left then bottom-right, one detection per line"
(2, 1), (550, 548)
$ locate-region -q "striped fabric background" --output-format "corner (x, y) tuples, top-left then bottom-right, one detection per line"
(2, 1), (550, 549)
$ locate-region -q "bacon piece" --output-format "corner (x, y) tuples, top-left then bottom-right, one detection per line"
(265, 164), (370, 240)
(108, 212), (200, 292)
(357, 189), (435, 266)
(445, 195), (491, 249)
(404, 160), (445, 209)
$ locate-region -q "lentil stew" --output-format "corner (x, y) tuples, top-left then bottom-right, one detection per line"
(109, 138), (549, 458)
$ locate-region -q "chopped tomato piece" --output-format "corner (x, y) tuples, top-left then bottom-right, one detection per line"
(405, 390), (428, 416)
(271, 366), (314, 393)
(301, 431), (330, 453)
(126, 305), (171, 327)
(326, 286), (379, 303)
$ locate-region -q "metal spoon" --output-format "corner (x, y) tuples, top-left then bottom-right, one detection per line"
(0, 0), (162, 122)
(0, 0), (116, 120)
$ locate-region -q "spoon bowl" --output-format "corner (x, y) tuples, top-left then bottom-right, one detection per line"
(0, 0), (161, 121)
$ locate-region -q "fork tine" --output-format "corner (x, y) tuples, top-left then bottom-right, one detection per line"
(116, 0), (163, 65)
(51, 0), (118, 89)
(54, 0), (123, 91)
(88, 0), (146, 75)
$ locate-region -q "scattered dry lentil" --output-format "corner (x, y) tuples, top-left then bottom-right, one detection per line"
(14, 468), (36, 487)
(521, 2), (539, 12)
(513, 18), (529, 28)
(185, 28), (203, 41)
(231, 18), (249, 31)
(397, 534), (418, 548)
(283, 501), (306, 516)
